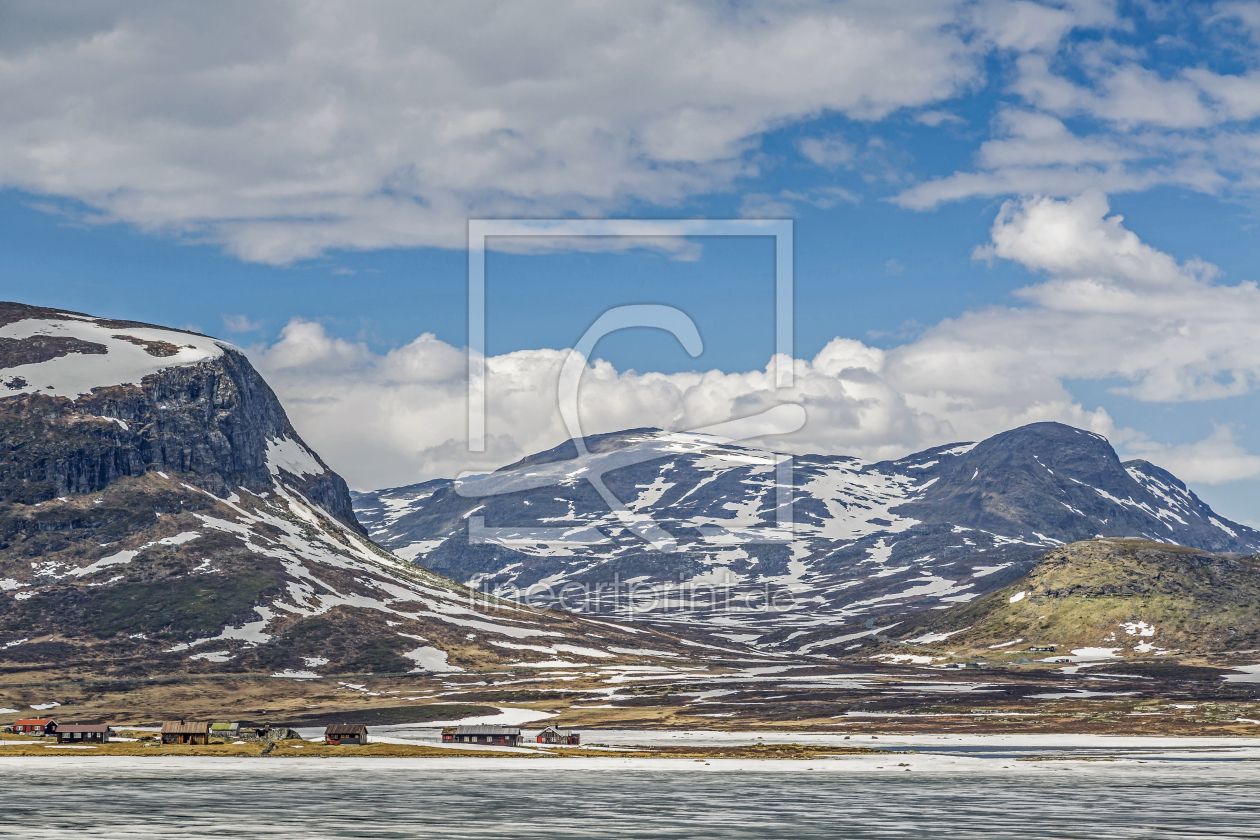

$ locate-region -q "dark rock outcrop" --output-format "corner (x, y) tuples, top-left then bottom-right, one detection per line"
(0, 302), (360, 532)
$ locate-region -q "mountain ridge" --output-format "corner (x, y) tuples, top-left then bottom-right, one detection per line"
(0, 303), (700, 678)
(356, 422), (1259, 646)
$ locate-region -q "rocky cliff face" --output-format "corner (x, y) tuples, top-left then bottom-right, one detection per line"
(0, 303), (692, 679)
(0, 302), (358, 530)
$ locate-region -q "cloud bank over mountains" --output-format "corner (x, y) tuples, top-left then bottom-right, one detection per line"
(6, 1), (1260, 261)
(255, 193), (1260, 489)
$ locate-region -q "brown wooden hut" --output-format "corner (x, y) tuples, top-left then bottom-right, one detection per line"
(324, 724), (369, 745)
(55, 724), (113, 744)
(161, 720), (211, 745)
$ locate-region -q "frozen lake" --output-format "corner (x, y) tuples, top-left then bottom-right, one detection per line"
(2, 750), (1259, 839)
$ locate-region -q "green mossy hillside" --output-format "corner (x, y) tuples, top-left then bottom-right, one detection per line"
(886, 538), (1260, 656)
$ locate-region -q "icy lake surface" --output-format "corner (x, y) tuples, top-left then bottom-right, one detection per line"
(2, 753), (1259, 839)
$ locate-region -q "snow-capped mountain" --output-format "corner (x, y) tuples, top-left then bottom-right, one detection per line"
(355, 422), (1260, 644)
(0, 303), (694, 675)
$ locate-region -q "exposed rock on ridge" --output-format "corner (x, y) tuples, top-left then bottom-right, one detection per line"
(0, 302), (358, 531)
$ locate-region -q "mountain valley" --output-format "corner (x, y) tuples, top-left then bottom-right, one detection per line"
(1, 301), (1258, 735)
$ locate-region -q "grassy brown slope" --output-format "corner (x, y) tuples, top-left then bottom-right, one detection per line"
(0, 472), (704, 681)
(881, 538), (1260, 657)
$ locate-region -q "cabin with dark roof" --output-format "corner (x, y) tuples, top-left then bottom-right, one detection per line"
(536, 725), (579, 745)
(55, 724), (113, 744)
(161, 721), (211, 745)
(13, 718), (56, 736)
(324, 724), (369, 745)
(451, 725), (521, 746)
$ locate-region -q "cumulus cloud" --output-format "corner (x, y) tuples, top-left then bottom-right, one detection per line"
(256, 194), (1260, 489)
(0, 0), (983, 263)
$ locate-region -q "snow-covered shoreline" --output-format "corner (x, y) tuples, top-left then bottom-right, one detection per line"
(1, 747), (1259, 775)
(6, 728), (1260, 770)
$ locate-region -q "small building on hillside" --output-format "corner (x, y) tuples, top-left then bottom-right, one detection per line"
(161, 720), (211, 745)
(441, 727), (457, 742)
(1028, 645), (1056, 652)
(324, 724), (369, 745)
(210, 722), (240, 741)
(13, 718), (57, 736)
(451, 725), (521, 746)
(536, 726), (580, 746)
(55, 724), (113, 744)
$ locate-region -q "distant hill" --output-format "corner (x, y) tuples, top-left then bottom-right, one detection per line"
(355, 422), (1260, 644)
(0, 303), (693, 678)
(865, 538), (1260, 660)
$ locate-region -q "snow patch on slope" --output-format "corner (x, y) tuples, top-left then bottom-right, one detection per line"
(265, 436), (325, 478)
(0, 316), (225, 398)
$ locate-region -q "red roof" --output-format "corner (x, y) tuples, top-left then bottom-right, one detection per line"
(13, 718), (55, 726)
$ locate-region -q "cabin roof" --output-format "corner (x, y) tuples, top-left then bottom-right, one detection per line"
(13, 718), (55, 726)
(161, 721), (211, 734)
(325, 724), (369, 736)
(56, 724), (112, 734)
(455, 724), (521, 736)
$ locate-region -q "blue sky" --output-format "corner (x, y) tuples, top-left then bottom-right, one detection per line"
(5, 1), (1260, 523)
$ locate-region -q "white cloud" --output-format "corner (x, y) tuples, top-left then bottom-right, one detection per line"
(893, 10), (1260, 211)
(969, 0), (1092, 53)
(799, 134), (857, 168)
(258, 194), (1260, 489)
(1013, 53), (1216, 130)
(914, 109), (965, 127)
(6, 2), (1260, 254)
(0, 0), (983, 263)
(739, 186), (860, 218)
(222, 314), (263, 333)
(9, 2), (1260, 249)
(1125, 425), (1260, 484)
(895, 107), (1228, 210)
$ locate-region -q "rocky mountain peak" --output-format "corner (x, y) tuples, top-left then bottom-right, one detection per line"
(357, 421), (1259, 647)
(0, 301), (357, 531)
(0, 302), (698, 679)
